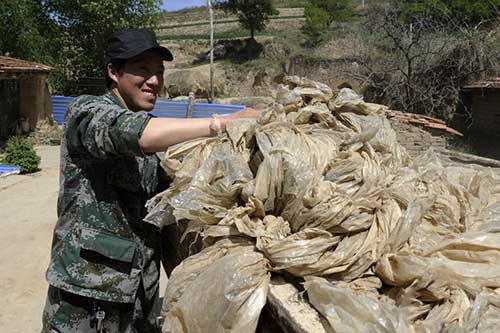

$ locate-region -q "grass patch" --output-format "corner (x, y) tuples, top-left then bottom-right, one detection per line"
(274, 0), (307, 8)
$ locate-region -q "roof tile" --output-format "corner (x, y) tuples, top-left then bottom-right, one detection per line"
(0, 56), (51, 73)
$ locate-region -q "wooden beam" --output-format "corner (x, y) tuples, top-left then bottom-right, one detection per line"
(436, 148), (500, 169)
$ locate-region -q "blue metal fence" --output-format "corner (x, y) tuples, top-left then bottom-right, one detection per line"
(52, 96), (75, 125)
(51, 96), (246, 125)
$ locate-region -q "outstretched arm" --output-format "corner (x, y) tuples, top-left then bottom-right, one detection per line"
(139, 107), (260, 153)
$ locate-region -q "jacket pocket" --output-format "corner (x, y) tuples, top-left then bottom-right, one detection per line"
(80, 227), (136, 263)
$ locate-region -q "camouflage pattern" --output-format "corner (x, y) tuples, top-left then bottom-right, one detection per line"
(42, 285), (161, 332)
(45, 92), (168, 307)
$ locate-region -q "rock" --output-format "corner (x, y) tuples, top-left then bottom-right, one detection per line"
(171, 96), (190, 102)
(164, 64), (227, 98)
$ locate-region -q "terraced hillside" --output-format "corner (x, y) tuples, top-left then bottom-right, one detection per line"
(157, 1), (359, 101)
(158, 6), (304, 40)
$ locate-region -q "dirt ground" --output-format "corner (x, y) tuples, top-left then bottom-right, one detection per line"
(0, 145), (167, 332)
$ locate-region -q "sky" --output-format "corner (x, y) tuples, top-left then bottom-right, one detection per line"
(162, 0), (207, 12)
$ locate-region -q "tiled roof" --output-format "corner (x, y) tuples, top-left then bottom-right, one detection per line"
(387, 110), (463, 136)
(462, 78), (500, 90)
(0, 56), (52, 73)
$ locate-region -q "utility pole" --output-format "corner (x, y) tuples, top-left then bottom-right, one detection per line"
(186, 92), (195, 118)
(208, 0), (215, 103)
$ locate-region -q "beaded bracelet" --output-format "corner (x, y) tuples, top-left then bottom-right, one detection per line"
(209, 114), (222, 137)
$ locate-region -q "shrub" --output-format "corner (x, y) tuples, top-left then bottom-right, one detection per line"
(302, 4), (330, 46)
(310, 0), (354, 24)
(1, 136), (41, 174)
(352, 3), (500, 121)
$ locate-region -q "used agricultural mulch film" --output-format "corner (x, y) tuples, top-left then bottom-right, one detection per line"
(146, 76), (500, 332)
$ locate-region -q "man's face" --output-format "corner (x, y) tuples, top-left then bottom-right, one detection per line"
(112, 50), (165, 112)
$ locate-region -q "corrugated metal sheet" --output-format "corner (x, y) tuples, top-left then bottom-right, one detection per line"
(52, 96), (75, 125)
(51, 96), (246, 125)
(0, 164), (20, 177)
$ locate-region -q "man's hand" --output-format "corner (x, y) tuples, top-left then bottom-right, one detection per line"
(216, 107), (262, 134)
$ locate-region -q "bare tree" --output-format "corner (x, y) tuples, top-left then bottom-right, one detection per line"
(349, 3), (500, 121)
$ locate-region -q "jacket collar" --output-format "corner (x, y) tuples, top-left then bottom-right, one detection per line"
(105, 90), (128, 110)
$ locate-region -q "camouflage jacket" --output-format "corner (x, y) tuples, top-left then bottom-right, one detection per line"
(46, 92), (168, 303)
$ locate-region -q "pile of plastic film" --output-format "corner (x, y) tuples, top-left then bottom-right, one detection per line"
(145, 75), (500, 333)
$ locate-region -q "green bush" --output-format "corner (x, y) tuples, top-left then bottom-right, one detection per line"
(302, 3), (330, 46)
(310, 0), (354, 24)
(1, 137), (41, 174)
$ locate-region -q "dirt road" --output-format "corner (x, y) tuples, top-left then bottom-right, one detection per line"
(0, 145), (166, 332)
(0, 145), (59, 332)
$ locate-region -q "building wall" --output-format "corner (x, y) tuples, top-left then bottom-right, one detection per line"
(19, 73), (51, 131)
(0, 80), (20, 139)
(470, 93), (500, 136)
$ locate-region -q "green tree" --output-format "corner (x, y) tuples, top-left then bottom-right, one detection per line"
(0, 1), (162, 95)
(301, 0), (353, 46)
(0, 1), (46, 59)
(214, 0), (276, 39)
(0, 1), (66, 91)
(302, 4), (330, 46)
(311, 0), (354, 25)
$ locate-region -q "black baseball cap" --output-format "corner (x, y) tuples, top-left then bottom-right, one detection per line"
(105, 28), (173, 64)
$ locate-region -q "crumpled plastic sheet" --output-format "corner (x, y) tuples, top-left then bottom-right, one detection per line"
(147, 76), (500, 332)
(305, 276), (414, 332)
(162, 238), (270, 333)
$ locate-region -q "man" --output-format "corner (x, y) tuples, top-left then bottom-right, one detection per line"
(42, 28), (259, 332)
